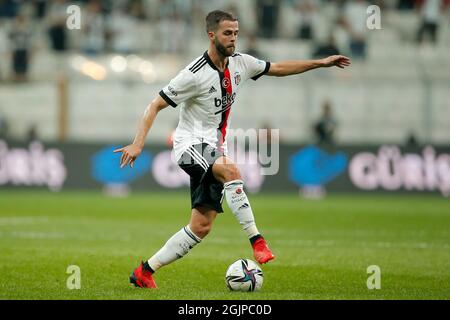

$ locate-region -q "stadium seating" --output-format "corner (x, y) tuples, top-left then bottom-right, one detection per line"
(0, 7), (449, 145)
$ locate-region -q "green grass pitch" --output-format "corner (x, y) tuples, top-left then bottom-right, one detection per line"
(0, 191), (449, 300)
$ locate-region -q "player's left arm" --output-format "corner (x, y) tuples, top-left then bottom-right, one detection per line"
(267, 55), (351, 77)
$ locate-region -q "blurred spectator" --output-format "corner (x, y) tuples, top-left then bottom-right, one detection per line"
(164, 11), (187, 54)
(101, 0), (114, 15)
(47, 0), (68, 53)
(0, 19), (8, 80)
(0, 112), (8, 140)
(416, 0), (444, 45)
(397, 0), (415, 10)
(157, 0), (177, 21)
(294, 0), (318, 41)
(227, 2), (239, 13)
(33, 0), (48, 20)
(258, 122), (274, 146)
(82, 0), (107, 55)
(128, 0), (148, 20)
(172, 0), (194, 26)
(109, 5), (139, 55)
(256, 0), (281, 39)
(313, 100), (337, 145)
(0, 0), (20, 18)
(9, 15), (33, 82)
(405, 132), (419, 148)
(312, 34), (340, 59)
(26, 124), (39, 142)
(157, 0), (186, 54)
(342, 0), (368, 60)
(244, 34), (264, 59)
(194, 0), (225, 19)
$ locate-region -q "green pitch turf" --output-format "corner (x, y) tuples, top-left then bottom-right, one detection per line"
(0, 191), (449, 300)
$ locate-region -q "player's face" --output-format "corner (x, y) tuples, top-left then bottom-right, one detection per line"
(213, 20), (239, 57)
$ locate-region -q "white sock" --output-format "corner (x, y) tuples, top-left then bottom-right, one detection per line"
(224, 179), (260, 239)
(147, 225), (201, 272)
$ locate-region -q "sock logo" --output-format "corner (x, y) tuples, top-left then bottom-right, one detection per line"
(239, 203), (249, 210)
(236, 188), (242, 194)
(231, 195), (246, 204)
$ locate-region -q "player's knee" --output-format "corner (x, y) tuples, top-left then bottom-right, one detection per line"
(191, 222), (212, 239)
(224, 165), (241, 182)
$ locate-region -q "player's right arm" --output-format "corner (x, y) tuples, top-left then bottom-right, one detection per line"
(114, 64), (196, 168)
(114, 96), (168, 168)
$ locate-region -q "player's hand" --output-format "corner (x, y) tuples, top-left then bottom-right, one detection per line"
(321, 55), (351, 69)
(113, 144), (142, 168)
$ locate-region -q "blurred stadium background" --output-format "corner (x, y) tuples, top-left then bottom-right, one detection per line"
(0, 0), (449, 300)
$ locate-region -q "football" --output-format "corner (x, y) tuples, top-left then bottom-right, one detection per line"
(225, 259), (264, 292)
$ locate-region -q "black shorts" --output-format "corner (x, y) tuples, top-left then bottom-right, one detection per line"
(178, 143), (224, 213)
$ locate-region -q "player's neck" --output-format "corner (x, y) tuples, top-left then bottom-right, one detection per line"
(207, 48), (228, 72)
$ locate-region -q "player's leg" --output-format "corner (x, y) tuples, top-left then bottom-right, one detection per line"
(130, 144), (221, 288)
(189, 206), (218, 239)
(212, 156), (275, 264)
(146, 207), (216, 271)
(130, 207), (217, 289)
(212, 156), (258, 237)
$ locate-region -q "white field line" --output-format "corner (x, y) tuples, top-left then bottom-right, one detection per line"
(0, 216), (50, 226)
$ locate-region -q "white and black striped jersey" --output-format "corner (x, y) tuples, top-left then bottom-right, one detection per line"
(159, 51), (270, 162)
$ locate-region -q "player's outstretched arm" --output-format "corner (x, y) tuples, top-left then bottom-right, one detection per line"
(114, 96), (169, 168)
(267, 55), (351, 77)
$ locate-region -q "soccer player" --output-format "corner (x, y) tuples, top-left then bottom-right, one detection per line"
(114, 10), (350, 288)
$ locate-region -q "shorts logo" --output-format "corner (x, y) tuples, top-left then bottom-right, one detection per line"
(236, 188), (242, 194)
(234, 73), (241, 86)
(222, 77), (230, 89)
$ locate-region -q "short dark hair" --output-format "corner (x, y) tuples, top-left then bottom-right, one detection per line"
(205, 10), (237, 33)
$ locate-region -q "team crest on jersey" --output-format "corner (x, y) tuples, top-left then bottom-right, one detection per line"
(234, 73), (241, 86)
(222, 77), (230, 89)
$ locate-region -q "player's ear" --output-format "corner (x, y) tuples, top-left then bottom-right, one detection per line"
(207, 31), (215, 41)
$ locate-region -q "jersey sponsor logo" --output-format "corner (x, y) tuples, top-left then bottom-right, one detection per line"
(214, 92), (236, 110)
(222, 77), (230, 89)
(215, 105), (232, 115)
